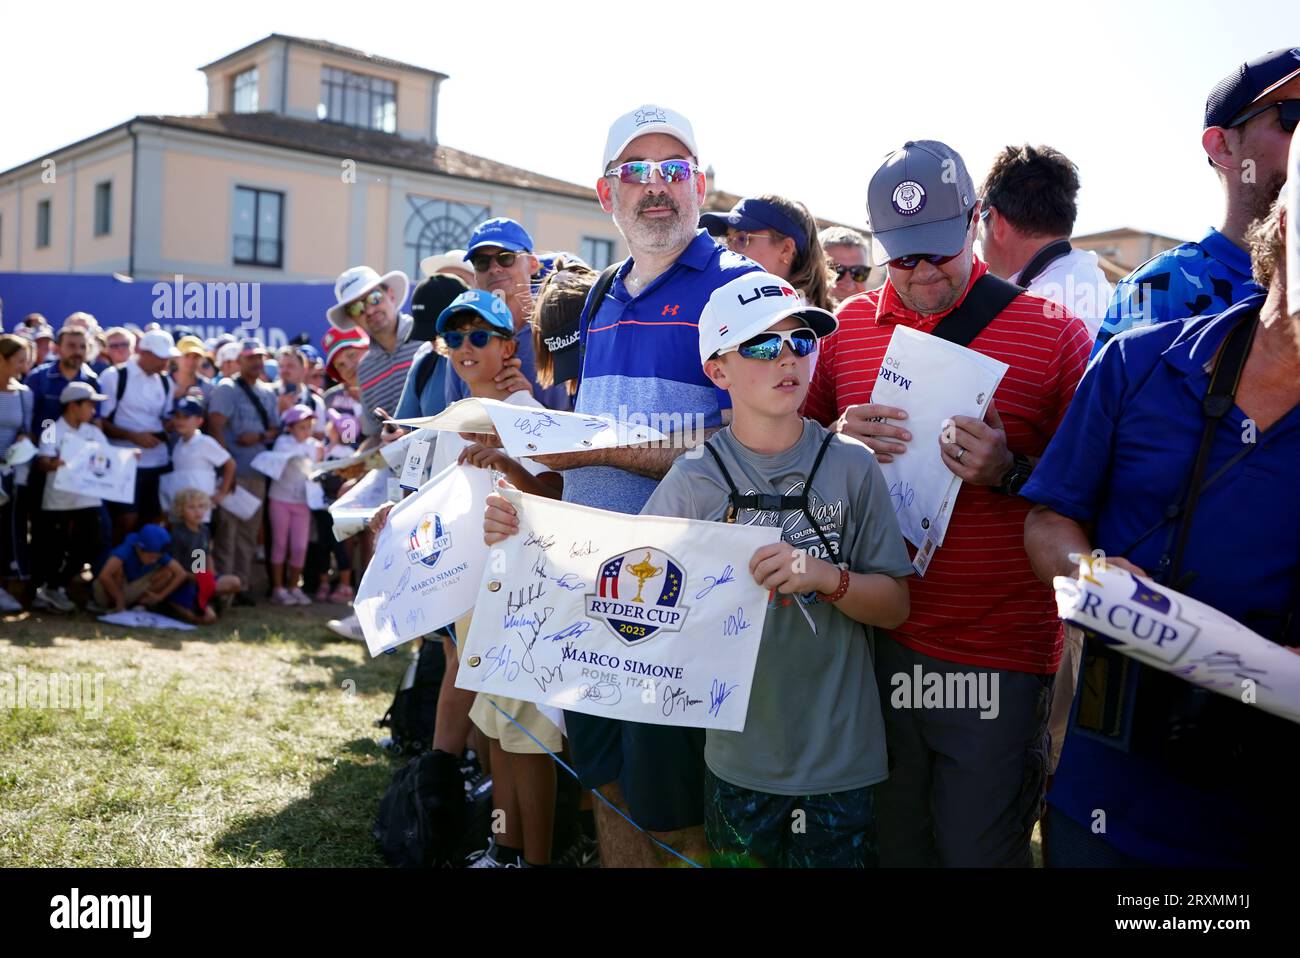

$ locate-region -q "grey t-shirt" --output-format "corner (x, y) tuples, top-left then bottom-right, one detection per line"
(208, 376), (278, 478)
(641, 419), (913, 796)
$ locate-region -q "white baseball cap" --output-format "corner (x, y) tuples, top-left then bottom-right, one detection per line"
(419, 250), (469, 277)
(216, 341), (241, 364)
(603, 105), (699, 169)
(138, 328), (180, 359)
(697, 272), (838, 365)
(327, 265), (411, 331)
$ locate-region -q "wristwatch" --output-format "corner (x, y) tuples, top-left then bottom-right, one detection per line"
(992, 452), (1033, 496)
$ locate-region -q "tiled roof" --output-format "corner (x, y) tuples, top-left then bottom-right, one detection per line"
(140, 112), (598, 202)
(199, 34), (448, 79)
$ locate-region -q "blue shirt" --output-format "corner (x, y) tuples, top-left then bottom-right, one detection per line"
(1022, 296), (1300, 866)
(23, 360), (100, 434)
(564, 229), (760, 514)
(395, 343), (450, 419)
(1091, 227), (1262, 359)
(103, 540), (173, 582)
(444, 320), (572, 412)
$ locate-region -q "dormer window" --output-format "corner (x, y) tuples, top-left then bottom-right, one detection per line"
(317, 66), (396, 133)
(232, 67), (258, 113)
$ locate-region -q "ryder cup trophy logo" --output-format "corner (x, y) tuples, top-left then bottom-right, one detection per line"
(406, 512), (452, 570)
(585, 548), (690, 646)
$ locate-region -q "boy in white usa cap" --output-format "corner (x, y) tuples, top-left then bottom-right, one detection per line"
(486, 272), (913, 866)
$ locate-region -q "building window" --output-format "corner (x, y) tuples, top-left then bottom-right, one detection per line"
(232, 67), (259, 113)
(94, 181), (112, 236)
(581, 237), (615, 270)
(404, 196), (490, 279)
(36, 199), (51, 248)
(317, 66), (396, 133)
(232, 186), (283, 268)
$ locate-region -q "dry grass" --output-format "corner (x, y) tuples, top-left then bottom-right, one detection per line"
(0, 603), (407, 867)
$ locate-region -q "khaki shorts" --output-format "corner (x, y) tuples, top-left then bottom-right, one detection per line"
(93, 569), (168, 610)
(470, 693), (563, 755)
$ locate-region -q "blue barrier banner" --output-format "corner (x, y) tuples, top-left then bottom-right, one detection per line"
(0, 272), (352, 350)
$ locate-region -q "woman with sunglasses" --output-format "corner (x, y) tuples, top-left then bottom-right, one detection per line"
(701, 195), (836, 311)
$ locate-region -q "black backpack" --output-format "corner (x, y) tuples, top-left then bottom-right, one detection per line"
(375, 636), (447, 756)
(373, 749), (468, 867)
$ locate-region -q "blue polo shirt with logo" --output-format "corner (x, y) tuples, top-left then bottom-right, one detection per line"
(1022, 295), (1300, 866)
(565, 229), (759, 515)
(1091, 227), (1262, 359)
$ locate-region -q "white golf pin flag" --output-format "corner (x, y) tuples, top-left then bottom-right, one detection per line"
(391, 397), (667, 459)
(455, 488), (780, 731)
(1054, 563), (1300, 725)
(355, 462), (495, 656)
(52, 433), (138, 504)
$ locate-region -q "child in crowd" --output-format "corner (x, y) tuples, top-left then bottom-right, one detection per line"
(170, 397), (236, 509)
(92, 523), (188, 615)
(309, 409), (358, 602)
(531, 259), (595, 403)
(167, 487), (243, 624)
(386, 289), (562, 868)
(30, 381), (115, 613)
(485, 272), (914, 868)
(267, 404), (324, 605)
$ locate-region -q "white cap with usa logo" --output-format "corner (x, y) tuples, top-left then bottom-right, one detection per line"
(697, 272), (838, 365)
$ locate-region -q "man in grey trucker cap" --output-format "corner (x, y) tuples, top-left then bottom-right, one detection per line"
(803, 139), (1093, 866)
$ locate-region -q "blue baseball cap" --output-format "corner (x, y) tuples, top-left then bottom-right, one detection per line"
(132, 524), (171, 554)
(699, 198), (808, 254)
(435, 290), (515, 335)
(1205, 48), (1300, 129)
(297, 344), (322, 364)
(174, 398), (206, 417)
(464, 218), (534, 259)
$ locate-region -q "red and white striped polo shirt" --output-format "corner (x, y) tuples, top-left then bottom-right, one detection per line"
(804, 258), (1091, 674)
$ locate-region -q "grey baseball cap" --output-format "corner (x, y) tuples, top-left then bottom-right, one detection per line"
(866, 140), (977, 267)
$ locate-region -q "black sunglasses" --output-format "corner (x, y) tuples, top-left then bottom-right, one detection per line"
(1229, 99), (1300, 133)
(834, 264), (871, 283)
(470, 250), (527, 272)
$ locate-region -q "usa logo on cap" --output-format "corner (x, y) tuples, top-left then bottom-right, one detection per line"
(892, 181), (926, 216)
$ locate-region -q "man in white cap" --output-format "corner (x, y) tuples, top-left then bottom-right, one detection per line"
(420, 249), (473, 287)
(518, 105), (760, 868)
(326, 265), (420, 441)
(98, 327), (179, 540)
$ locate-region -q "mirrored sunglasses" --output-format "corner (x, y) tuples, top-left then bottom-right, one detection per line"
(721, 327), (818, 361)
(440, 329), (511, 349)
(889, 252), (960, 270)
(345, 287), (386, 318)
(603, 159), (699, 185)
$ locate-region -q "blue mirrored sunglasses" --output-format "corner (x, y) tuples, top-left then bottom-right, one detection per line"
(722, 327), (818, 361)
(440, 329), (510, 349)
(603, 159), (699, 185)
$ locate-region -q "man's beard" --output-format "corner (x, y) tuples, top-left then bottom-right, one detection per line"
(616, 191), (695, 253)
(1247, 173), (1287, 225)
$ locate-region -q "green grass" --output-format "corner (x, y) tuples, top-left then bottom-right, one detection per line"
(0, 604), (407, 867)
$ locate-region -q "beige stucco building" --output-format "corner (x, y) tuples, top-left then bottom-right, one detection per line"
(0, 34), (626, 284)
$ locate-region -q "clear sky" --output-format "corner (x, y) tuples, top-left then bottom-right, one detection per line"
(3, 0), (1298, 242)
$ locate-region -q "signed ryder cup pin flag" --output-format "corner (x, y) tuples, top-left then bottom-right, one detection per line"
(1054, 563), (1300, 725)
(354, 462), (495, 656)
(455, 489), (781, 732)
